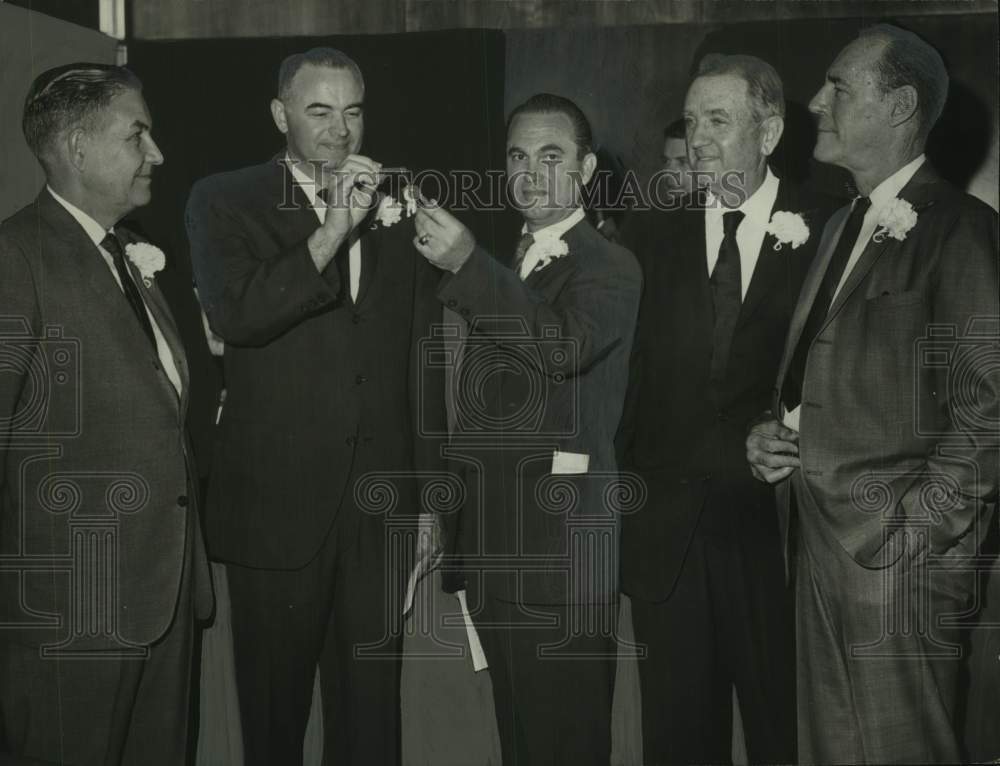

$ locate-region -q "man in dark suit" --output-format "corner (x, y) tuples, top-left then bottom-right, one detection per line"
(747, 25), (999, 763)
(413, 93), (642, 765)
(0, 63), (212, 765)
(185, 48), (445, 765)
(618, 55), (834, 765)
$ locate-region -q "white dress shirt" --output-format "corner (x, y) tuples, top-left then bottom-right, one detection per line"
(704, 167), (780, 301)
(47, 186), (183, 397)
(518, 207), (586, 279)
(287, 155), (363, 301)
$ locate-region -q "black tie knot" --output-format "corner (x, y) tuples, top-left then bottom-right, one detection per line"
(101, 231), (123, 258)
(722, 210), (745, 240)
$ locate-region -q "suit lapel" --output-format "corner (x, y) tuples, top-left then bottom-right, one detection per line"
(355, 221), (380, 305)
(737, 179), (788, 327)
(775, 202), (850, 391)
(35, 192), (182, 413)
(118, 228), (188, 415)
(737, 233), (782, 327)
(37, 191), (134, 322)
(824, 163), (941, 326)
(774, 163), (944, 391)
(682, 207), (715, 347)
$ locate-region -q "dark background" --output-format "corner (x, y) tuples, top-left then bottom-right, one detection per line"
(123, 30), (509, 478)
(112, 16), (996, 481)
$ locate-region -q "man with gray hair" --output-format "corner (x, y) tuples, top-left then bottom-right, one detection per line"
(619, 52), (833, 764)
(748, 24), (998, 762)
(0, 63), (212, 764)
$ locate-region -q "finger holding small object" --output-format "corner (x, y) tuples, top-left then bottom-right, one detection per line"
(415, 210), (449, 241)
(418, 233), (431, 246)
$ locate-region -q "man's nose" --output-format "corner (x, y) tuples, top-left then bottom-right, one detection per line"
(808, 85), (829, 115)
(687, 121), (708, 148)
(146, 135), (164, 166)
(329, 112), (349, 136)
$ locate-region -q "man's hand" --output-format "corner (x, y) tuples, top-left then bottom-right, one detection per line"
(746, 417), (801, 484)
(307, 154), (381, 272)
(413, 201), (475, 273)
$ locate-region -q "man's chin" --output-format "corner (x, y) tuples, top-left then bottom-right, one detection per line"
(812, 136), (839, 164)
(131, 188), (153, 208)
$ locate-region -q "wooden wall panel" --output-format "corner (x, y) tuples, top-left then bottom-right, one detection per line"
(132, 0), (996, 39)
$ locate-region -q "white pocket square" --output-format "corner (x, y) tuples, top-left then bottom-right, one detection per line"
(551, 450), (590, 475)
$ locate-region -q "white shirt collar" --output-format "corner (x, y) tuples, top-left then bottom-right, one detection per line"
(285, 152), (323, 208)
(868, 154), (925, 209)
(47, 185), (110, 246)
(521, 207), (585, 240)
(707, 166), (779, 223)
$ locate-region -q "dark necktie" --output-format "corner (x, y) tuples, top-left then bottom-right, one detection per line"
(513, 232), (535, 280)
(101, 232), (156, 349)
(708, 210), (744, 382)
(782, 196), (871, 410)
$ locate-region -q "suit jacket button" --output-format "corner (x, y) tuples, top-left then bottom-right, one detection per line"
(446, 298), (458, 309)
(355, 374), (367, 384)
(177, 495), (188, 507)
(352, 313), (361, 324)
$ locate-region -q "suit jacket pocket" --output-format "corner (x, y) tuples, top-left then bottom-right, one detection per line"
(864, 289), (925, 309)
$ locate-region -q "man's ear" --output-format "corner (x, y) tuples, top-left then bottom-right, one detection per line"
(270, 98), (289, 134)
(759, 115), (785, 158)
(66, 127), (87, 171)
(889, 85), (918, 128)
(580, 151), (597, 186)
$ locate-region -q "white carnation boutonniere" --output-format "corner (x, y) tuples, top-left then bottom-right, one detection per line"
(873, 198), (918, 243)
(525, 238), (570, 275)
(765, 211), (810, 251)
(124, 242), (165, 287)
(373, 185), (418, 229)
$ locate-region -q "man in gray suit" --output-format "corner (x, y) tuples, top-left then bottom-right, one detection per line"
(0, 63), (212, 764)
(747, 25), (998, 763)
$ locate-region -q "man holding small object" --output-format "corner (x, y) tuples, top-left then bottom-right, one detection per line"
(186, 47), (446, 765)
(414, 93), (641, 765)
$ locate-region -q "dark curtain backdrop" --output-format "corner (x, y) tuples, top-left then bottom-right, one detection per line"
(123, 30), (509, 481)
(506, 14), (998, 206)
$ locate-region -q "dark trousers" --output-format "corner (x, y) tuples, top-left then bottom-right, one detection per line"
(227, 496), (408, 766)
(474, 595), (617, 766)
(629, 499), (796, 766)
(0, 538), (197, 766)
